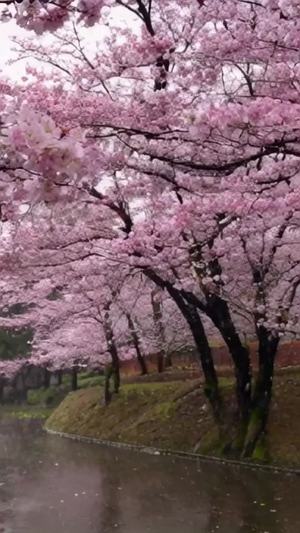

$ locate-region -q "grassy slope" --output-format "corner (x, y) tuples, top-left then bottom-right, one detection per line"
(1, 405), (53, 420)
(0, 384), (69, 421)
(0, 374), (105, 421)
(45, 369), (300, 467)
(46, 381), (218, 453)
(267, 369), (300, 466)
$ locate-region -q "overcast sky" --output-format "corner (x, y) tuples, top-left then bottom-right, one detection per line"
(1, 21), (16, 64)
(0, 20), (28, 77)
(0, 7), (134, 80)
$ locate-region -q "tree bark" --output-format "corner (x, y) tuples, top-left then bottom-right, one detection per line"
(183, 304), (222, 421)
(151, 288), (166, 373)
(188, 242), (252, 427)
(103, 305), (121, 394)
(143, 269), (222, 421)
(206, 296), (252, 425)
(166, 287), (222, 422)
(112, 354), (120, 394)
(71, 367), (78, 391)
(103, 364), (113, 406)
(242, 327), (279, 458)
(126, 312), (148, 375)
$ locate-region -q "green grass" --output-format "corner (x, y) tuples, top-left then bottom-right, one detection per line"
(1, 405), (53, 420)
(45, 380), (216, 453)
(26, 372), (104, 406)
(0, 372), (103, 421)
(77, 374), (104, 389)
(267, 370), (300, 466)
(27, 384), (69, 407)
(45, 371), (300, 467)
(1, 385), (67, 421)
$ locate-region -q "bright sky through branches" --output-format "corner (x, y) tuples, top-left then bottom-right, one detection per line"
(0, 6), (133, 79)
(0, 20), (28, 77)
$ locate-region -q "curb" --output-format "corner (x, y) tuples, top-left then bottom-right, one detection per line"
(44, 428), (300, 476)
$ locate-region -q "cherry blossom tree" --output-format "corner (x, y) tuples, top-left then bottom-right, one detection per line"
(1, 0), (300, 456)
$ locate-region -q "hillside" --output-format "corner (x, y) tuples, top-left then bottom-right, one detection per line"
(45, 369), (300, 468)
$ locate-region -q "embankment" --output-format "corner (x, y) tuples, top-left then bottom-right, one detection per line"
(45, 370), (300, 468)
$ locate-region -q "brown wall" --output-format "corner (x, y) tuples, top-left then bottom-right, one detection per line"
(121, 341), (300, 376)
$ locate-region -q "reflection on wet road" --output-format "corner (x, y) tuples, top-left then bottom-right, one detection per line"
(0, 418), (299, 532)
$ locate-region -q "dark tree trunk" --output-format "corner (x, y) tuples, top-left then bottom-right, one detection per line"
(137, 350), (148, 375)
(57, 370), (62, 386)
(126, 312), (148, 375)
(103, 305), (121, 394)
(188, 242), (252, 429)
(166, 286), (222, 422)
(142, 269), (222, 422)
(112, 353), (120, 394)
(151, 288), (166, 373)
(43, 369), (51, 389)
(103, 364), (113, 406)
(184, 304), (222, 421)
(156, 351), (164, 374)
(71, 367), (78, 391)
(207, 296), (252, 425)
(14, 372), (27, 404)
(102, 359), (119, 405)
(165, 352), (172, 368)
(242, 327), (279, 458)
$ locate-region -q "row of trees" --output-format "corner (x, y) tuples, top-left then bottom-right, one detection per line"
(0, 0), (300, 457)
(0, 265), (192, 396)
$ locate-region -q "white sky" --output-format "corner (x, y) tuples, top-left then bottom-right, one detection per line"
(0, 20), (28, 77)
(0, 7), (135, 80)
(0, 21), (98, 79)
(1, 21), (17, 64)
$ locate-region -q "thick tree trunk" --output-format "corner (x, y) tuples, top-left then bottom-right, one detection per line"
(151, 288), (166, 373)
(184, 305), (222, 421)
(166, 286), (222, 422)
(142, 270), (222, 422)
(242, 327), (279, 458)
(71, 367), (78, 391)
(147, 264), (250, 432)
(207, 296), (252, 426)
(188, 244), (252, 429)
(126, 312), (148, 375)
